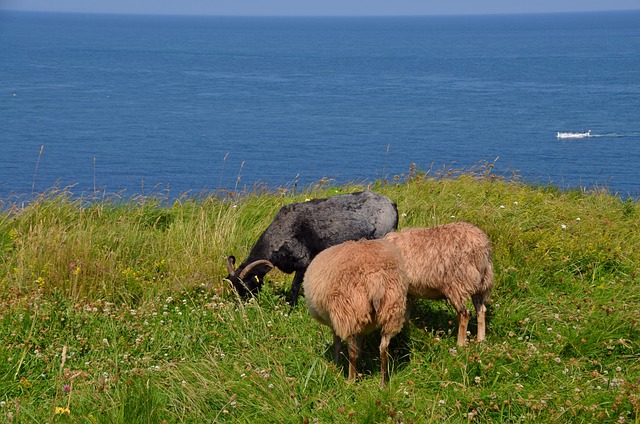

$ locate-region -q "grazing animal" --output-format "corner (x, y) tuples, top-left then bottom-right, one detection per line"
(384, 222), (494, 346)
(226, 191), (398, 305)
(303, 239), (409, 388)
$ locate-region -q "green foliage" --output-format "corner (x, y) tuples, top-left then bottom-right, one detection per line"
(1, 172), (639, 422)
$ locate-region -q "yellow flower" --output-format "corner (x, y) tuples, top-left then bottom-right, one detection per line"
(55, 407), (70, 415)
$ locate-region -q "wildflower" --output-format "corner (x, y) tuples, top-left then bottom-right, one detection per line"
(576, 217), (581, 221)
(474, 376), (482, 384)
(500, 205), (505, 209)
(438, 400), (446, 406)
(513, 201), (519, 205)
(63, 384), (71, 393)
(561, 224), (567, 230)
(55, 407), (70, 415)
(449, 348), (458, 356)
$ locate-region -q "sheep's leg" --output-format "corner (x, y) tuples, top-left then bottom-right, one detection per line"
(333, 332), (342, 366)
(379, 333), (391, 389)
(473, 295), (487, 342)
(457, 310), (470, 346)
(288, 271), (305, 307)
(347, 335), (361, 381)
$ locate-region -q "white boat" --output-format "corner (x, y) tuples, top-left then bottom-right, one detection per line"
(556, 130), (592, 139)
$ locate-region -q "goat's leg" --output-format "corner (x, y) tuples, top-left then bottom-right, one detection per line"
(379, 333), (391, 388)
(289, 271), (305, 307)
(333, 332), (342, 366)
(347, 336), (361, 381)
(473, 295), (488, 342)
(457, 310), (470, 346)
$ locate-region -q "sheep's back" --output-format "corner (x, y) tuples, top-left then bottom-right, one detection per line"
(249, 191), (398, 273)
(384, 222), (493, 298)
(304, 239), (408, 340)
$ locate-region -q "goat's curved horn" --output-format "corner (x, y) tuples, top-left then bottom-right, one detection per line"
(226, 256), (237, 275)
(238, 259), (274, 280)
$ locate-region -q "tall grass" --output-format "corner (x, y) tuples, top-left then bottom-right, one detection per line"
(1, 169), (639, 422)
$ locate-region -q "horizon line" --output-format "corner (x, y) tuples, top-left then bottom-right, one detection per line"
(2, 7), (640, 18)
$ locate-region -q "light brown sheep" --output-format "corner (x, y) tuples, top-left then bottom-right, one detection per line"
(384, 222), (494, 346)
(303, 239), (409, 388)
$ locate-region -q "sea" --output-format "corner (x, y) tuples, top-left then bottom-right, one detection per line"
(1, 10), (640, 202)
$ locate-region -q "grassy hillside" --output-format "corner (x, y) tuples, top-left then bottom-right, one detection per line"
(1, 169), (639, 423)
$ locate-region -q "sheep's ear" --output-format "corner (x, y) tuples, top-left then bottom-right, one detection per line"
(226, 256), (237, 275)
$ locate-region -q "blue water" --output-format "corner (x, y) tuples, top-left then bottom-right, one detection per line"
(2, 11), (640, 200)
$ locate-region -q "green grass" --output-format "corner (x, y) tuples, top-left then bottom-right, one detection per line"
(1, 169), (639, 423)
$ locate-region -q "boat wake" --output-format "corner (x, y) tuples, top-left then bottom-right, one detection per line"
(591, 132), (640, 138)
(556, 131), (640, 140)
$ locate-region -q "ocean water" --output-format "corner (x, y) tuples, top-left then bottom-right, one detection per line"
(1, 10), (640, 201)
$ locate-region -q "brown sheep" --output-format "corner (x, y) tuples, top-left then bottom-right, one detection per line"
(384, 222), (494, 346)
(303, 239), (409, 388)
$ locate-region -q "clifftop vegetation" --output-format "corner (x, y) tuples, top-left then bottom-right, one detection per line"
(1, 169), (639, 422)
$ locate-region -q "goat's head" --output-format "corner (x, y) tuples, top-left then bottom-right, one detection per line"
(225, 256), (274, 298)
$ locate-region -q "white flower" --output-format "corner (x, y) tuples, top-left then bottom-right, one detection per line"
(500, 205), (505, 209)
(561, 224), (567, 230)
(474, 376), (481, 384)
(576, 217), (581, 221)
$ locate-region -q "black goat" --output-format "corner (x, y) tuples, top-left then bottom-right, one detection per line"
(226, 190), (398, 306)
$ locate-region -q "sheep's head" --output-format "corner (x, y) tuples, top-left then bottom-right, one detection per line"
(225, 256), (274, 298)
